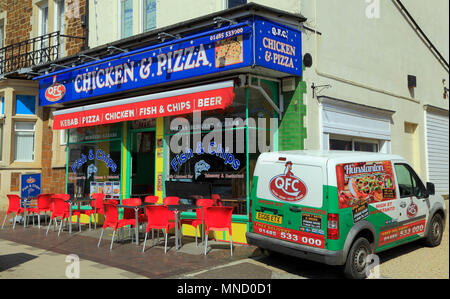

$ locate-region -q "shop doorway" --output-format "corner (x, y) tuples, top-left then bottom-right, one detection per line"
(130, 129), (156, 198)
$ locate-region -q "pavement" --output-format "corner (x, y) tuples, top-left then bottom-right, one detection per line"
(1, 201), (448, 279)
(0, 215), (258, 279)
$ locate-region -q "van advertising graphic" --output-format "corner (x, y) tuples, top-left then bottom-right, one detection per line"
(336, 160), (397, 210)
(269, 161), (307, 202)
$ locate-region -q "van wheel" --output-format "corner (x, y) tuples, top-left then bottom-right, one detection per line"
(344, 237), (372, 279)
(424, 213), (443, 247)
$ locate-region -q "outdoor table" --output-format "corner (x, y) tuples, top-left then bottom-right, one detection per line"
(20, 197), (32, 228)
(65, 197), (92, 234)
(117, 202), (154, 245)
(167, 204), (201, 251)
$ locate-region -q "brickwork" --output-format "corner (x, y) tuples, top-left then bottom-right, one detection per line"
(64, 0), (86, 56)
(41, 107), (65, 195)
(3, 0), (33, 46)
(10, 172), (20, 191)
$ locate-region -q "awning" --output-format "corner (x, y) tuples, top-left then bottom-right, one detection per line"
(52, 80), (234, 130)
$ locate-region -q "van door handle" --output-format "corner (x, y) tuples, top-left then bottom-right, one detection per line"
(289, 206), (302, 212)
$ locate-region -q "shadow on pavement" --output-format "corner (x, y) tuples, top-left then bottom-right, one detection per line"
(0, 253), (38, 272)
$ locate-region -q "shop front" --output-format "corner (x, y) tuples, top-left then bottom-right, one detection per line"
(36, 9), (305, 244)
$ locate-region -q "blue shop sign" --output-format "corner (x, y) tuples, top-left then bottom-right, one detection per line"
(37, 17), (302, 106)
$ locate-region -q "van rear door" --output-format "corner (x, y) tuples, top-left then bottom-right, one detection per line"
(251, 155), (327, 249)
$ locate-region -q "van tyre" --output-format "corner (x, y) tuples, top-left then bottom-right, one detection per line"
(344, 237), (372, 279)
(424, 213), (443, 247)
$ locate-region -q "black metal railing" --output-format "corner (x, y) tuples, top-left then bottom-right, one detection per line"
(0, 31), (84, 76)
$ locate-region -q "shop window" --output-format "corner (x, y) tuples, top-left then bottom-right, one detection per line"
(14, 122), (35, 162)
(0, 96), (4, 115)
(142, 0), (156, 32)
(15, 95), (36, 115)
(120, 0), (133, 38)
(67, 124), (122, 199)
(167, 83), (278, 215)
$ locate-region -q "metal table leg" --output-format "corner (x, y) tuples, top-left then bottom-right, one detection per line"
(134, 208), (139, 245)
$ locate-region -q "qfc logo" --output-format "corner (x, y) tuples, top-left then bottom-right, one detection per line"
(269, 161), (307, 202)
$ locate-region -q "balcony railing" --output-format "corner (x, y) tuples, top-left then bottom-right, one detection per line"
(0, 31), (85, 76)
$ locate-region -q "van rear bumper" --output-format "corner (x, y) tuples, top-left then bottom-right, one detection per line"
(246, 232), (345, 266)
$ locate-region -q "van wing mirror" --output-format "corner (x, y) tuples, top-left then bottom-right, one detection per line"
(426, 182), (435, 196)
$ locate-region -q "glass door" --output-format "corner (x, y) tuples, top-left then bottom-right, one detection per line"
(130, 129), (156, 199)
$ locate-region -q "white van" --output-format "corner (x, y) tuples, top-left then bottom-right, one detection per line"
(246, 151), (446, 279)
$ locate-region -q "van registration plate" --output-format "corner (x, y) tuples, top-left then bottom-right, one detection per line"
(256, 212), (282, 224)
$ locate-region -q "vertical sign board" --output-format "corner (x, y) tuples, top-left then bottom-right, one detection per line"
(20, 173), (42, 208)
(254, 17), (302, 76)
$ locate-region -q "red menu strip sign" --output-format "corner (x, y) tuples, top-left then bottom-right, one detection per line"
(53, 86), (234, 130)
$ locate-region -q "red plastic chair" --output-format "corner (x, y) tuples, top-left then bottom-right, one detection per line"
(80, 193), (106, 230)
(97, 201), (136, 251)
(181, 198), (213, 246)
(122, 198), (146, 223)
(144, 195), (159, 204)
(163, 196), (180, 222)
(46, 194), (72, 237)
(2, 195), (25, 230)
(203, 206), (233, 256)
(211, 194), (223, 206)
(27, 194), (53, 229)
(142, 205), (176, 254)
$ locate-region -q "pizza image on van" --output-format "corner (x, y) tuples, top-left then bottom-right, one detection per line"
(337, 161), (396, 209)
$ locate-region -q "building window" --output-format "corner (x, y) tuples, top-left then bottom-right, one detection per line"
(55, 0), (65, 55)
(142, 0), (156, 32)
(14, 122), (36, 162)
(67, 124), (122, 199)
(15, 95), (36, 115)
(0, 96), (4, 115)
(120, 0), (133, 38)
(329, 135), (379, 152)
(227, 0), (247, 8)
(38, 2), (49, 36)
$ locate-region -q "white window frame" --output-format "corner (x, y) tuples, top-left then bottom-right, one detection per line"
(38, 2), (49, 37)
(54, 0), (66, 56)
(328, 134), (382, 153)
(140, 0), (157, 33)
(14, 121), (36, 162)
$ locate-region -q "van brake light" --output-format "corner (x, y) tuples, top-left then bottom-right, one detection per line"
(278, 157), (286, 161)
(327, 213), (339, 240)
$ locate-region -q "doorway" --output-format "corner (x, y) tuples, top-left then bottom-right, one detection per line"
(130, 130), (156, 198)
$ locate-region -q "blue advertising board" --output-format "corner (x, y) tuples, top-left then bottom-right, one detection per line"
(37, 17), (302, 106)
(20, 173), (42, 207)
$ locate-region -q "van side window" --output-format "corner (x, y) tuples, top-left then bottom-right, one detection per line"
(394, 164), (427, 198)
